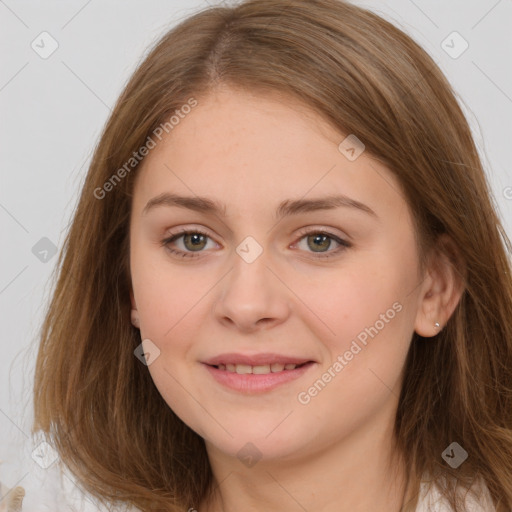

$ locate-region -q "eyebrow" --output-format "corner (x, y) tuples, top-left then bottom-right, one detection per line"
(142, 192), (377, 220)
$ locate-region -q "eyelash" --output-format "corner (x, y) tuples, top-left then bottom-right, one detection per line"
(161, 227), (351, 260)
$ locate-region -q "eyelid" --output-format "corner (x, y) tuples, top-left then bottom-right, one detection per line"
(294, 225), (350, 242)
(162, 224), (349, 242)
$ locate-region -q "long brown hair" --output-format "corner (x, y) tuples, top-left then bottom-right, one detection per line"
(32, 0), (512, 510)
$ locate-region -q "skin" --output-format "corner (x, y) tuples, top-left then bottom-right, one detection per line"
(129, 85), (463, 512)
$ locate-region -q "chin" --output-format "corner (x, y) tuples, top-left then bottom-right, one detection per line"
(201, 424), (312, 463)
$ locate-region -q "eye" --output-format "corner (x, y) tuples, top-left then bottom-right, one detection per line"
(161, 228), (351, 259)
(161, 228), (216, 258)
(292, 228), (351, 259)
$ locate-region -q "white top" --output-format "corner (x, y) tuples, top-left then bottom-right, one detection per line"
(415, 474), (497, 511)
(0, 463), (498, 512)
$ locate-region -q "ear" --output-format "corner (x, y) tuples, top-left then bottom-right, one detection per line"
(130, 289), (140, 329)
(414, 234), (465, 337)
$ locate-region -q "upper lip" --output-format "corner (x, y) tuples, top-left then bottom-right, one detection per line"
(203, 353), (315, 366)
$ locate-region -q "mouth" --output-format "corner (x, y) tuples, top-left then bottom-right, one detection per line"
(201, 353), (317, 393)
(207, 361), (312, 374)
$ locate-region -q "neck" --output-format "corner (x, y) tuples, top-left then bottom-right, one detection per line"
(199, 411), (409, 512)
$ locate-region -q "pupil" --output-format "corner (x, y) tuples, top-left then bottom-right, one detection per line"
(310, 234), (329, 252)
(186, 233), (206, 250)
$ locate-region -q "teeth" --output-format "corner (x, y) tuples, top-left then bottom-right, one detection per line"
(217, 363), (300, 374)
(253, 365), (271, 374)
(235, 364), (252, 374)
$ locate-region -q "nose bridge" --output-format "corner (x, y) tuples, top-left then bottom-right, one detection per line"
(212, 236), (291, 330)
(228, 238), (276, 300)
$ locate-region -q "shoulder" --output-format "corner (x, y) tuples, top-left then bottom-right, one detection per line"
(415, 474), (496, 512)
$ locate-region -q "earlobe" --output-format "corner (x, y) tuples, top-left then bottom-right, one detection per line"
(414, 271), (445, 337)
(414, 235), (465, 338)
(131, 310), (140, 329)
(130, 289), (140, 329)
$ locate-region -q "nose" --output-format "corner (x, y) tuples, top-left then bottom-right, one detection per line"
(212, 249), (291, 333)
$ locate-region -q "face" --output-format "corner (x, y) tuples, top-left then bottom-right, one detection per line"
(129, 85), (426, 464)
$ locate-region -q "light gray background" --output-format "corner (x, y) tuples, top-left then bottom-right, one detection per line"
(1, 0), (511, 509)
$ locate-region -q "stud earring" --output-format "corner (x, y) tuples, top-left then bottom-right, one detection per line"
(131, 311), (140, 328)
(434, 322), (441, 330)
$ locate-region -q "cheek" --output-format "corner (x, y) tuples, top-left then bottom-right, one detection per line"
(131, 245), (208, 338)
(305, 254), (413, 380)
(131, 255), (209, 429)
(293, 260), (402, 341)
(300, 275), (409, 424)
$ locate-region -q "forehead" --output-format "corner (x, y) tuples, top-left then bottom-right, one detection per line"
(131, 87), (406, 222)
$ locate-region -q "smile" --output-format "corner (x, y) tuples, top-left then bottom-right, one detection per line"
(202, 359), (316, 394)
(212, 362), (309, 374)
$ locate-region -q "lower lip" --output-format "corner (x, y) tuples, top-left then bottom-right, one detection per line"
(202, 362), (316, 393)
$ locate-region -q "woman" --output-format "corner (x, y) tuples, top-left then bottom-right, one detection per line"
(30, 0), (512, 510)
